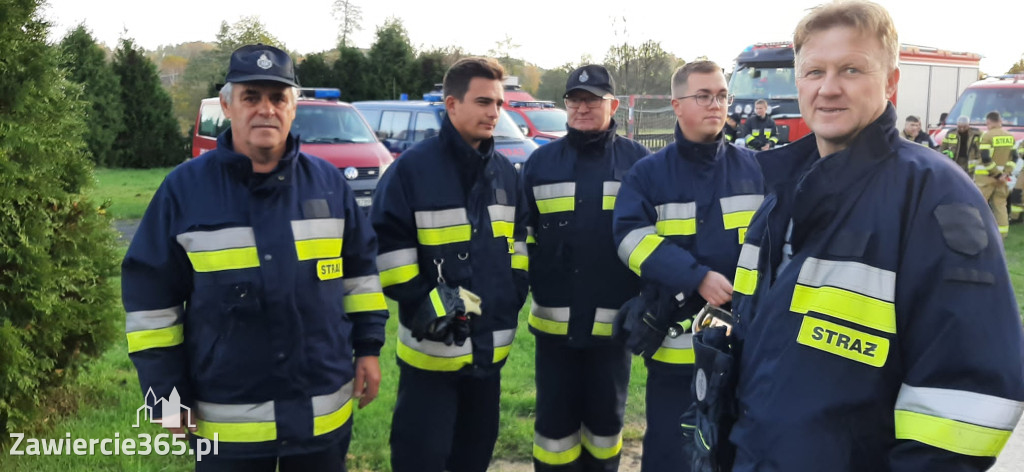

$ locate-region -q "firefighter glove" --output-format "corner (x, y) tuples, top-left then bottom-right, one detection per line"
(411, 285), (482, 346)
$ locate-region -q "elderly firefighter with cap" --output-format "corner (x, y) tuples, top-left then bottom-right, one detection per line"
(123, 44), (388, 470)
(611, 60), (763, 472)
(939, 115), (982, 175)
(977, 111), (1019, 239)
(521, 64), (650, 471)
(371, 57), (530, 472)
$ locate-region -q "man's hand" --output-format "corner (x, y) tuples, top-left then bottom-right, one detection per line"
(698, 271), (733, 306)
(761, 143), (771, 151)
(353, 356), (381, 409)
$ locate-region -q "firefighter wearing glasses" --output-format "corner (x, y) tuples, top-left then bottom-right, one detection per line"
(612, 61), (763, 472)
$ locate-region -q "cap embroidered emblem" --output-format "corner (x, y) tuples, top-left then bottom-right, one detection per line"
(256, 53), (273, 70)
(579, 70), (589, 82)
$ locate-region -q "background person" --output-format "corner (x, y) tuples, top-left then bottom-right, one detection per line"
(741, 99), (778, 150)
(901, 115), (936, 148)
(939, 115), (981, 175)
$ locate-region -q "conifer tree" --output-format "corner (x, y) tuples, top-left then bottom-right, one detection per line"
(59, 24), (125, 167)
(112, 38), (184, 168)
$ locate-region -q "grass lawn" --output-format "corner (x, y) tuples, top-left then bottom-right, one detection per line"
(88, 167), (176, 220)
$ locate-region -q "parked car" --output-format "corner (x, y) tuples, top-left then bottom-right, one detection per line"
(192, 88), (393, 208)
(352, 95), (539, 170)
(502, 81), (568, 145)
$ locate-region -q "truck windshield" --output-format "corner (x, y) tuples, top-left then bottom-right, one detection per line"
(729, 65), (797, 100)
(947, 88), (1024, 127)
(524, 109), (568, 133)
(294, 106), (377, 144)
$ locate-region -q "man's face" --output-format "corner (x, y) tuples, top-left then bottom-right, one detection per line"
(445, 77), (503, 148)
(221, 82), (296, 159)
(795, 26), (898, 156)
(755, 102), (768, 118)
(957, 123), (971, 133)
(904, 121), (921, 137)
(671, 71), (729, 143)
(565, 90), (619, 132)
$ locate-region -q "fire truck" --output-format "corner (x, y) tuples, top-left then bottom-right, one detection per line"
(728, 42), (981, 144)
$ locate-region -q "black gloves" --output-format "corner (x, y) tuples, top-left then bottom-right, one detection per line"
(613, 288), (687, 359)
(410, 285), (482, 346)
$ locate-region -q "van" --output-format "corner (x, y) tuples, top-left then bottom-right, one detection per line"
(192, 88), (394, 208)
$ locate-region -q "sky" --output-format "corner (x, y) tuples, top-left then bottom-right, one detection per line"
(42, 0), (1024, 75)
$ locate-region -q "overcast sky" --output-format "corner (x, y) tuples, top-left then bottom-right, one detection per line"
(42, 0), (1023, 75)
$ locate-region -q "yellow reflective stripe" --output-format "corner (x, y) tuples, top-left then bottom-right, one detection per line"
(894, 410), (1011, 457)
(396, 337), (472, 371)
(791, 285), (896, 334)
(734, 267), (758, 295)
(602, 181), (620, 210)
(529, 313), (569, 335)
(187, 247), (260, 272)
(998, 225), (1009, 235)
(344, 292), (387, 313)
(591, 308), (617, 337)
(196, 419), (276, 442)
(429, 289), (445, 318)
(992, 136), (1015, 147)
(537, 197), (575, 214)
(488, 204), (515, 239)
(380, 264), (418, 287)
(295, 238), (343, 261)
(534, 432), (582, 466)
(582, 426), (622, 460)
(602, 195), (616, 210)
(652, 346), (695, 364)
(723, 211), (756, 230)
(979, 143), (993, 151)
(126, 325), (184, 353)
(417, 225), (471, 246)
(628, 234), (663, 276)
(313, 399), (353, 436)
(656, 219), (696, 236)
(592, 322), (612, 336)
(796, 315), (889, 367)
(526, 235), (537, 244)
(492, 221), (514, 239)
(512, 254), (529, 270)
(493, 329), (515, 363)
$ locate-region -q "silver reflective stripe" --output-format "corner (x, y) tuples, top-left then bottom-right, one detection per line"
(594, 308), (618, 324)
(582, 424), (621, 449)
(895, 383), (1024, 431)
(291, 218), (345, 240)
(196, 399), (276, 423)
(535, 430), (581, 452)
(414, 208), (469, 228)
(720, 194), (764, 214)
(603, 181), (621, 196)
(176, 227), (256, 252)
(737, 244), (760, 270)
(798, 257), (895, 302)
(661, 332), (694, 349)
(513, 241), (528, 256)
(493, 329), (516, 347)
(312, 381), (354, 417)
(126, 306), (183, 333)
(656, 202), (696, 221)
(488, 204), (515, 223)
(532, 304), (571, 322)
(398, 324), (472, 357)
(617, 226), (657, 264)
(534, 182), (576, 200)
(527, 226), (536, 238)
(378, 248), (418, 271)
(343, 275), (382, 295)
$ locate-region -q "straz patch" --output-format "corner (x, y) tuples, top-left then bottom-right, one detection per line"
(317, 258), (343, 281)
(796, 316), (889, 367)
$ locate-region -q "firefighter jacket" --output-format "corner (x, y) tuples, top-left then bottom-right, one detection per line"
(729, 105), (1024, 471)
(613, 125), (764, 364)
(371, 115), (529, 375)
(123, 131), (388, 458)
(521, 120), (650, 347)
(901, 130), (936, 148)
(977, 126), (1018, 181)
(742, 114), (779, 149)
(939, 127), (982, 174)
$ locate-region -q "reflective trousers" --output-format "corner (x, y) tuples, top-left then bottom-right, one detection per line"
(976, 177), (1010, 236)
(533, 336), (632, 471)
(390, 363), (501, 472)
(641, 358), (694, 472)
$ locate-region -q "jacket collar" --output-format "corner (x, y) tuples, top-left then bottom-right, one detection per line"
(567, 119), (619, 154)
(215, 129), (300, 189)
(438, 114), (496, 163)
(672, 122), (724, 165)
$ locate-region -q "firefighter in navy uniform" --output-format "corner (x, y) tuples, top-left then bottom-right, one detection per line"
(976, 111), (1019, 238)
(728, 3), (1024, 471)
(371, 57), (530, 472)
(741, 99), (779, 150)
(522, 64), (650, 471)
(723, 113), (742, 145)
(939, 115), (982, 175)
(123, 44), (388, 471)
(901, 115), (937, 148)
(612, 61), (764, 472)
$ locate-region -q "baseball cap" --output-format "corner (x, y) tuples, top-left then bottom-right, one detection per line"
(564, 65), (615, 98)
(225, 44), (299, 87)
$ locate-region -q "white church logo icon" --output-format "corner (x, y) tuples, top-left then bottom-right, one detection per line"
(134, 387), (196, 429)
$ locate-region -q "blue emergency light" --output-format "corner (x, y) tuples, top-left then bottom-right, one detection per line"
(299, 88), (341, 99)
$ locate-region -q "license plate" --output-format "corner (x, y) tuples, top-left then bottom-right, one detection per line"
(356, 196), (373, 207)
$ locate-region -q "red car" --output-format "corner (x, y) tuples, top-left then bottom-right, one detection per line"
(503, 81), (567, 144)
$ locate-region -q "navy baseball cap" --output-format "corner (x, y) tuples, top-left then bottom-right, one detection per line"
(564, 64), (615, 98)
(225, 44), (299, 87)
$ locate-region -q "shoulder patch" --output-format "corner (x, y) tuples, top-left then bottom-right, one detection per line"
(943, 267), (995, 285)
(827, 230), (871, 257)
(933, 203), (988, 256)
(302, 199), (331, 219)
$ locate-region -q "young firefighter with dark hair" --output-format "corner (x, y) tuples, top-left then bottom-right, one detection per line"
(371, 57), (530, 472)
(612, 60), (764, 472)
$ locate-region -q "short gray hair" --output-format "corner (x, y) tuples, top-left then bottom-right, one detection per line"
(219, 82), (299, 105)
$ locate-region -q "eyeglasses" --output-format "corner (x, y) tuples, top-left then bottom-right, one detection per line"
(564, 96), (612, 109)
(674, 93), (735, 107)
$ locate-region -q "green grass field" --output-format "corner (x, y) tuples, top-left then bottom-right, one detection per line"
(87, 167), (176, 220)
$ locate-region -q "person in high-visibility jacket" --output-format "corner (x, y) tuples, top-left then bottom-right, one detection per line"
(728, 3), (1024, 470)
(122, 44), (388, 470)
(939, 115), (982, 175)
(612, 61), (764, 472)
(521, 64), (650, 472)
(977, 111), (1019, 238)
(741, 99), (779, 150)
(371, 57), (530, 472)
